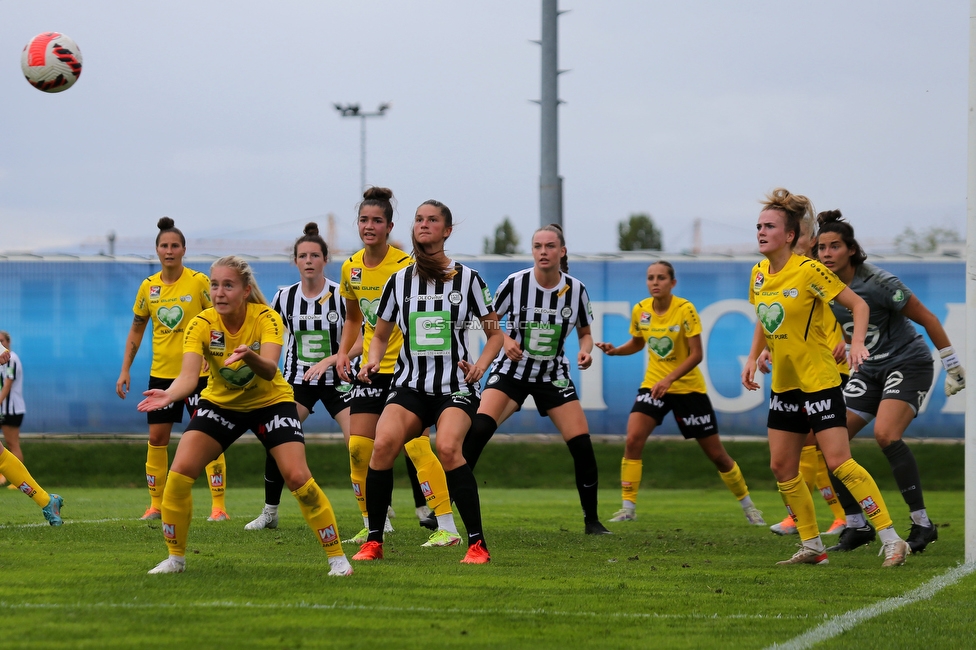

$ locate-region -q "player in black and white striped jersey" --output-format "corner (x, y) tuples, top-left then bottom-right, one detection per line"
(462, 224), (610, 535)
(351, 199), (504, 565)
(244, 223), (361, 531)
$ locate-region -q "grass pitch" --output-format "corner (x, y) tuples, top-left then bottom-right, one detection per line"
(0, 485), (972, 649)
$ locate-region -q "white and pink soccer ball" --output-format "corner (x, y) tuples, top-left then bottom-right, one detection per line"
(21, 32), (83, 93)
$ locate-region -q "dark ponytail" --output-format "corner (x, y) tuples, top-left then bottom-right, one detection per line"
(293, 222), (328, 260)
(535, 223), (569, 273)
(155, 217), (185, 247)
(816, 210), (867, 267)
(412, 199), (454, 285)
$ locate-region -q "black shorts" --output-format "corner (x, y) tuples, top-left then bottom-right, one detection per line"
(292, 381), (354, 419)
(842, 360), (933, 417)
(767, 385), (847, 434)
(349, 373), (393, 416)
(386, 387), (480, 430)
(0, 413), (24, 428)
(147, 376), (209, 425)
(186, 399), (305, 451)
(630, 389), (718, 439)
(484, 372), (579, 416)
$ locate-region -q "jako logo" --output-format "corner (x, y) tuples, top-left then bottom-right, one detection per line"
(163, 523), (176, 539)
(681, 414), (711, 427)
(421, 481), (433, 498)
(769, 395), (800, 412)
(146, 474), (156, 488)
(317, 525), (337, 545)
(197, 408), (235, 429)
(859, 496), (880, 515)
(803, 399), (832, 414)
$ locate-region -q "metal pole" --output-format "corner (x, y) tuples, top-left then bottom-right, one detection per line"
(360, 115), (367, 192)
(965, 0), (976, 564)
(539, 0), (563, 229)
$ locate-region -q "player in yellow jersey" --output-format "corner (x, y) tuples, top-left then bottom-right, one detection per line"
(596, 261), (764, 527)
(741, 188), (909, 567)
(138, 256), (352, 576)
(763, 212), (849, 536)
(116, 218), (230, 522)
(0, 342), (63, 525)
(333, 187), (456, 546)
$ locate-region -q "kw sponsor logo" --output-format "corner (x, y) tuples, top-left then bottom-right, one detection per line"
(635, 392), (664, 408)
(769, 395), (800, 412)
(146, 474), (156, 488)
(680, 414), (712, 427)
(317, 525), (338, 545)
(197, 408), (235, 430)
(859, 496), (880, 515)
(354, 386), (385, 399)
(163, 523), (176, 539)
(262, 414), (301, 432)
(186, 393), (200, 408)
(803, 398), (832, 414)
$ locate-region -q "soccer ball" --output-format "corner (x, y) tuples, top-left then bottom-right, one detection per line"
(21, 32), (83, 93)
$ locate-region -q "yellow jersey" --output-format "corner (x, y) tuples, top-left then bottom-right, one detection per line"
(630, 296), (707, 394)
(749, 253), (846, 393)
(824, 302), (850, 376)
(340, 246), (412, 374)
(183, 303), (294, 410)
(133, 268), (211, 379)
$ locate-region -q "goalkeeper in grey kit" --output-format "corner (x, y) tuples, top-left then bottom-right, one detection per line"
(815, 210), (963, 555)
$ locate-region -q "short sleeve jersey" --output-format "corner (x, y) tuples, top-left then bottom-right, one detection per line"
(340, 246), (412, 374)
(749, 254), (846, 393)
(827, 261), (931, 370)
(183, 303), (294, 410)
(271, 279), (346, 386)
(133, 268), (211, 379)
(377, 262), (494, 396)
(490, 269), (592, 383)
(823, 303), (850, 376)
(0, 351), (25, 416)
(630, 296), (707, 394)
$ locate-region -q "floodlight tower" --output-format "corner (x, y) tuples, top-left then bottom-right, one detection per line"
(535, 0), (568, 229)
(334, 102), (391, 191)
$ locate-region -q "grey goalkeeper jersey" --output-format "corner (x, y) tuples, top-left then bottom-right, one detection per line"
(828, 262), (931, 370)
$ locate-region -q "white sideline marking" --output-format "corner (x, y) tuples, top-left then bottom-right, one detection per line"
(767, 562), (976, 650)
(0, 600), (828, 621)
(0, 517), (129, 529)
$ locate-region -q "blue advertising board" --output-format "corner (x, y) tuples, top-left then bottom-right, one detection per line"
(0, 257), (965, 437)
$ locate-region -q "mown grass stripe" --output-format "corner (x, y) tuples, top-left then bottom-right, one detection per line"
(767, 562), (976, 650)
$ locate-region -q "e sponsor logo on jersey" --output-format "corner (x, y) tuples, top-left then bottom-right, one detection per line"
(753, 271), (765, 293)
(150, 285), (161, 299)
(350, 268), (363, 284)
(410, 311), (451, 355)
(482, 285), (492, 306)
(210, 331), (225, 349)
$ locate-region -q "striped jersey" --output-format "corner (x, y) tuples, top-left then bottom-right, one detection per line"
(0, 351), (25, 416)
(377, 261), (494, 395)
(270, 279), (346, 386)
(490, 269), (592, 382)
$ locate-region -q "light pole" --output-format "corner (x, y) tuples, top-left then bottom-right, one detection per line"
(334, 102), (391, 191)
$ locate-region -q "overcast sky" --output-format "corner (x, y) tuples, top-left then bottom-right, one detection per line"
(0, 1), (969, 257)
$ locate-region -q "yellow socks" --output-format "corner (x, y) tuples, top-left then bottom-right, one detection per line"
(0, 448), (49, 507)
(621, 458), (642, 505)
(348, 435), (374, 517)
(798, 445), (818, 495)
(146, 444), (168, 510)
(160, 471), (194, 557)
(833, 458), (894, 531)
(206, 453), (227, 512)
(292, 478), (344, 558)
(718, 461), (750, 500)
(777, 474), (819, 540)
(816, 450), (846, 521)
(404, 436), (451, 516)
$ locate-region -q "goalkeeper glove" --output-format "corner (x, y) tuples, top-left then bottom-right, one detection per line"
(940, 346), (965, 396)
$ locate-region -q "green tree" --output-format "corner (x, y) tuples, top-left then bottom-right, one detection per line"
(894, 226), (962, 254)
(483, 217), (521, 254)
(618, 213), (662, 251)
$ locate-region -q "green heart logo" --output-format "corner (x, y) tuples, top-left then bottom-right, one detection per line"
(648, 336), (674, 358)
(757, 302), (785, 333)
(360, 298), (379, 327)
(219, 365), (255, 387)
(157, 305), (184, 329)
